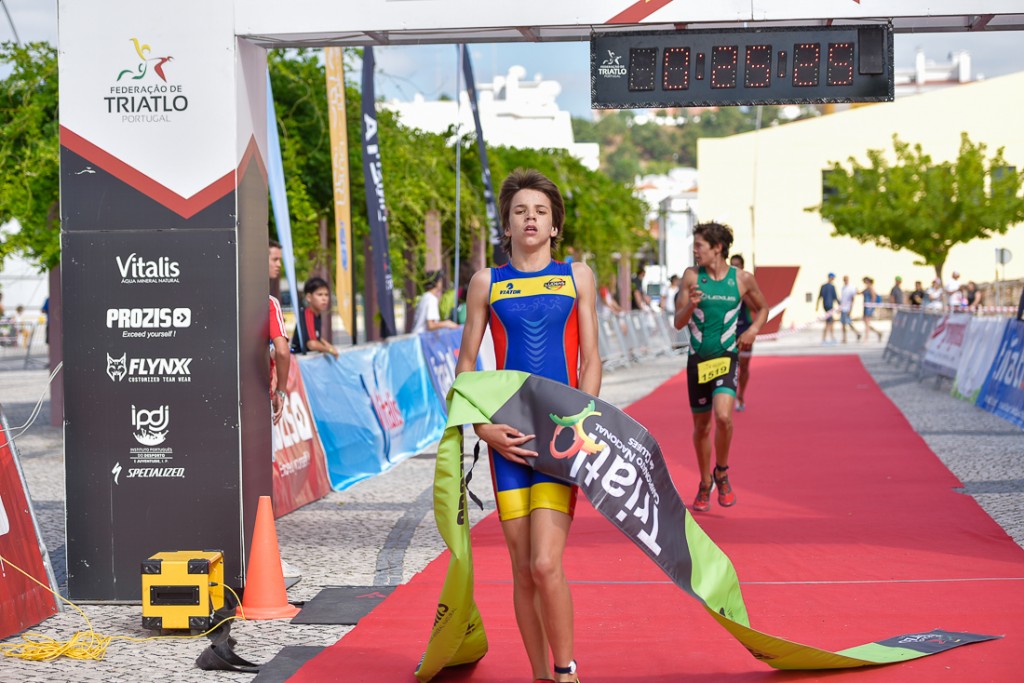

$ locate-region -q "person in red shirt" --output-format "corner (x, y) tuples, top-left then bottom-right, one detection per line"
(269, 241), (290, 424)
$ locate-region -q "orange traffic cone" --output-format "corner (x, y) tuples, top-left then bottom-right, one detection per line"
(239, 495), (300, 620)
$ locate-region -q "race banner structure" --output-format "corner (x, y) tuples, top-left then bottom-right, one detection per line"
(0, 409), (61, 640)
(360, 46), (398, 338)
(460, 46), (505, 267)
(977, 318), (1024, 429)
(325, 47), (355, 340)
(415, 371), (999, 681)
(271, 359), (332, 517)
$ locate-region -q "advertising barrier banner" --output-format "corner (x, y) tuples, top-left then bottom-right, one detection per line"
(416, 371), (998, 681)
(272, 359), (332, 517)
(977, 319), (1024, 429)
(419, 328), (462, 410)
(0, 409), (60, 640)
(952, 317), (1008, 404)
(299, 338), (446, 490)
(922, 311), (972, 379)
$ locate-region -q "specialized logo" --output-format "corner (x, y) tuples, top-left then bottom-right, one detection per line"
(132, 404), (169, 446)
(106, 353), (193, 383)
(106, 307), (191, 339)
(598, 50), (627, 78)
(548, 400), (604, 459)
(543, 277), (567, 291)
(108, 37), (188, 123)
(116, 253), (180, 284)
(112, 462), (123, 486)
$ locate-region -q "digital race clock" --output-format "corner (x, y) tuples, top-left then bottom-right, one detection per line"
(591, 25), (893, 109)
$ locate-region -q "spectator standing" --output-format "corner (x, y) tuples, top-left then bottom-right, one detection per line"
(860, 277), (884, 342)
(909, 281), (926, 308)
(925, 278), (945, 311)
(411, 271), (458, 334)
(290, 277), (339, 358)
(839, 275), (861, 342)
(268, 241), (290, 424)
(944, 271), (962, 303)
(965, 281), (983, 308)
(889, 276), (905, 307)
(598, 276), (623, 318)
(817, 273), (839, 344)
(664, 274), (680, 315)
(632, 265), (650, 311)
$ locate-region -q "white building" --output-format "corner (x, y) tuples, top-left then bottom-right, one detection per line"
(383, 65), (599, 170)
(895, 49), (975, 98)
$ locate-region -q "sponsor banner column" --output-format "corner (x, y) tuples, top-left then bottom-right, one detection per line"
(59, 1), (258, 598)
(977, 319), (1024, 429)
(272, 359), (332, 517)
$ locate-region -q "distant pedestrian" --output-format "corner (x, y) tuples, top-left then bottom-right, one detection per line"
(839, 275), (861, 342)
(817, 273), (839, 344)
(909, 281), (925, 308)
(860, 277), (883, 342)
(411, 271), (459, 334)
(925, 278), (944, 311)
(889, 276), (905, 307)
(632, 265), (650, 311)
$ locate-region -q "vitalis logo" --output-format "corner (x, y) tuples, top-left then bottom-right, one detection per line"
(107, 37), (188, 124)
(598, 50), (627, 78)
(548, 400), (604, 459)
(117, 253), (180, 284)
(132, 404), (169, 446)
(106, 353), (192, 383)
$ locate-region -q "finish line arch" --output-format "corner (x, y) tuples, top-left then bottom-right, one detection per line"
(56, 0), (1024, 599)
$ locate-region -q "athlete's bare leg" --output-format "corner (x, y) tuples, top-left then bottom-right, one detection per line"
(736, 354), (751, 408)
(692, 411), (714, 486)
(501, 508), (574, 682)
(711, 392), (735, 470)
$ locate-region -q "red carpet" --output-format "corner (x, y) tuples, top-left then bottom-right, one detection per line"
(291, 356), (1024, 682)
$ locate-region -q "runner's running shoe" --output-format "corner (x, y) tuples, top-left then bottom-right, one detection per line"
(714, 465), (736, 507)
(693, 481), (713, 512)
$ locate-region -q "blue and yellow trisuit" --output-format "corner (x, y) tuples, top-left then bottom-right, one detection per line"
(487, 260), (580, 521)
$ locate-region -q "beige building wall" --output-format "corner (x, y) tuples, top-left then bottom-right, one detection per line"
(698, 71), (1024, 325)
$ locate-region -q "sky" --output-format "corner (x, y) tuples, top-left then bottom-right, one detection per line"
(3, 0), (1024, 118)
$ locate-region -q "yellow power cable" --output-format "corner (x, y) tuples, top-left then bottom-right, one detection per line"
(0, 551), (241, 662)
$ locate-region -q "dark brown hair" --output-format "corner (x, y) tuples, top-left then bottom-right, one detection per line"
(497, 168), (565, 257)
(693, 222), (734, 260)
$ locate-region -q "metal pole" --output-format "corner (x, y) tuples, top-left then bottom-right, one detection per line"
(749, 105), (763, 269)
(1, 1), (21, 45)
(453, 45), (464, 318)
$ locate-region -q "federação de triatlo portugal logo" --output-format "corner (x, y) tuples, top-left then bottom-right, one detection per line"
(107, 37), (188, 123)
(548, 400), (604, 459)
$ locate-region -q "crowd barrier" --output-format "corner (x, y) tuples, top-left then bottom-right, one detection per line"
(598, 310), (687, 370)
(885, 308), (1024, 430)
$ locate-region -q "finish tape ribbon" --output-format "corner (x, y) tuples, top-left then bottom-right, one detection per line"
(414, 371), (999, 681)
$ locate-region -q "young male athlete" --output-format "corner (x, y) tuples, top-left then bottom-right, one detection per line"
(674, 223), (767, 512)
(456, 168), (601, 683)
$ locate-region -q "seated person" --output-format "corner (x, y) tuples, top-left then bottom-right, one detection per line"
(290, 277), (339, 357)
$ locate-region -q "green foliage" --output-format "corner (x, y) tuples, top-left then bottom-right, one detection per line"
(573, 106), (795, 184)
(0, 42), (60, 271)
(808, 133), (1024, 279)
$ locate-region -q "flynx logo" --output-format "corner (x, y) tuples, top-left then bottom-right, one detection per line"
(548, 400), (604, 459)
(107, 38), (188, 124)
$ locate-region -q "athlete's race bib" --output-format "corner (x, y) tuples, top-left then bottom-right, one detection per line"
(697, 357), (731, 384)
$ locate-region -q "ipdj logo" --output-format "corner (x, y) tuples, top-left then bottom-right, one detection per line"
(132, 404), (169, 446)
(548, 400), (604, 459)
(598, 50), (627, 78)
(106, 353), (193, 383)
(117, 38), (173, 82)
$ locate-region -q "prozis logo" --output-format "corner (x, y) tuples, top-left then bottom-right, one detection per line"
(106, 352), (192, 383)
(117, 253), (180, 284)
(598, 50), (627, 78)
(106, 307), (191, 339)
(548, 400), (604, 459)
(106, 37), (188, 124)
(132, 404), (169, 446)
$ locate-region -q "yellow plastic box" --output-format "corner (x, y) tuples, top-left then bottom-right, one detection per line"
(141, 550), (225, 631)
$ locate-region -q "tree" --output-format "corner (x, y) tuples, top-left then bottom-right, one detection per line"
(809, 133), (1024, 280)
(0, 42), (60, 270)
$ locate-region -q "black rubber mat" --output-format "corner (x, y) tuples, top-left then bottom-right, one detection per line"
(252, 646), (324, 682)
(290, 585), (395, 625)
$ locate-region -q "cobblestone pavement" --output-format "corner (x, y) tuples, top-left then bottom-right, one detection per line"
(1, 325), (1021, 682)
